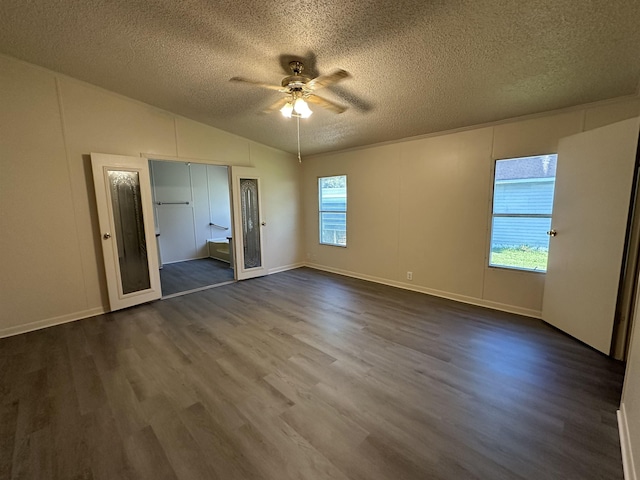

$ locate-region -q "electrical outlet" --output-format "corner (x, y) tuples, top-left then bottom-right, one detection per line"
(407, 271), (413, 281)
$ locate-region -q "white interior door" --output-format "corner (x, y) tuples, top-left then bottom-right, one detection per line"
(231, 166), (267, 280)
(542, 117), (640, 354)
(91, 153), (162, 310)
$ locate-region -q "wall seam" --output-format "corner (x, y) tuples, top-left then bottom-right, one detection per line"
(188, 163), (199, 253)
(395, 146), (404, 283)
(174, 116), (180, 156)
(481, 127), (497, 300)
(205, 165), (212, 245)
(55, 76), (93, 310)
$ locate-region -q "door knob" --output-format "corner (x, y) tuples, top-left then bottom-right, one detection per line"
(103, 233), (111, 239)
(547, 229), (557, 237)
(261, 222), (266, 226)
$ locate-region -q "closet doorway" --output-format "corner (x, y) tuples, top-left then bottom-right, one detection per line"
(149, 159), (235, 297)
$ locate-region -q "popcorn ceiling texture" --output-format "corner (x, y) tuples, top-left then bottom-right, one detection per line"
(1, 0), (639, 155)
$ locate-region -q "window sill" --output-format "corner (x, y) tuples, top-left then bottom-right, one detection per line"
(487, 265), (546, 274)
(319, 243), (347, 248)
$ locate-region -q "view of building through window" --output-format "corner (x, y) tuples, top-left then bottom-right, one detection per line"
(489, 154), (557, 271)
(319, 175), (347, 246)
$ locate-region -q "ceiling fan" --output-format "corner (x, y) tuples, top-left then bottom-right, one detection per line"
(230, 61), (351, 118)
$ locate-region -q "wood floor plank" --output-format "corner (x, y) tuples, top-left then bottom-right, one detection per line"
(46, 337), (93, 480)
(100, 369), (147, 438)
(0, 400), (19, 480)
(0, 267), (626, 479)
(81, 407), (135, 480)
(181, 357), (247, 431)
(69, 355), (108, 417)
(149, 408), (219, 480)
(279, 395), (370, 465)
(123, 426), (178, 480)
(135, 356), (199, 411)
(11, 369), (51, 466)
(10, 426), (54, 480)
(178, 402), (263, 480)
(233, 413), (351, 480)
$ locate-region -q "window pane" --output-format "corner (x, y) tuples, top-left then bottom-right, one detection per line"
(489, 216), (552, 271)
(319, 175), (347, 247)
(319, 176), (347, 211)
(320, 212), (346, 246)
(493, 155), (557, 214)
(489, 154), (557, 272)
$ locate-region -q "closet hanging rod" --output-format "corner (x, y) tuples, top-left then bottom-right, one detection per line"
(155, 201), (189, 205)
(209, 223), (229, 230)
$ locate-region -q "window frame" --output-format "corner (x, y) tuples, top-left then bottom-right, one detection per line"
(318, 174), (347, 247)
(488, 154), (557, 273)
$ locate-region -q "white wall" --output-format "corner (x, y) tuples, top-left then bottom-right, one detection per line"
(0, 54), (303, 337)
(151, 160), (197, 263)
(149, 161), (232, 264)
(0, 52), (638, 325)
(207, 164), (232, 240)
(302, 99), (640, 317)
(2, 48), (640, 478)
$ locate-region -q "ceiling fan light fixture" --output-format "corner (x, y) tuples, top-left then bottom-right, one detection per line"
(230, 60), (350, 163)
(293, 97), (312, 118)
(280, 101), (294, 118)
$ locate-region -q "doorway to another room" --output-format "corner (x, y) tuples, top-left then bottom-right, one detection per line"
(149, 159), (235, 297)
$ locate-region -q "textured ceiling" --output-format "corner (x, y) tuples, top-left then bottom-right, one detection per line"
(1, 0), (639, 156)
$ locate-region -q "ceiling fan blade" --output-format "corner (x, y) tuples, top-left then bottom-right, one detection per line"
(306, 94), (348, 114)
(230, 77), (283, 91)
(262, 97), (290, 114)
(307, 69), (351, 90)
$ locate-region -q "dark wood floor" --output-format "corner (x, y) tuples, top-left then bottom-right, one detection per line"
(159, 257), (234, 296)
(0, 268), (625, 479)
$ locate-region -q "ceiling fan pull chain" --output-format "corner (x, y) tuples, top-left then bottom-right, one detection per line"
(297, 115), (302, 163)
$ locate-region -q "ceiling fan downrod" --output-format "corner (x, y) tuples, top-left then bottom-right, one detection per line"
(297, 115), (302, 163)
(289, 61), (304, 75)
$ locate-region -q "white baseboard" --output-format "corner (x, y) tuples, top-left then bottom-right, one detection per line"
(304, 263), (542, 319)
(619, 405), (638, 480)
(161, 255), (211, 265)
(0, 306), (107, 338)
(0, 261), (539, 338)
(0, 262), (303, 338)
(268, 262), (305, 275)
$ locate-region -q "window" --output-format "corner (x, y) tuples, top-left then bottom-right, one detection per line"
(489, 154), (557, 272)
(319, 175), (347, 246)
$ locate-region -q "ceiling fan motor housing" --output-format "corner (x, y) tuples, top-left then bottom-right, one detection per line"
(282, 77), (309, 89)
(281, 61), (310, 90)
(230, 59), (348, 114)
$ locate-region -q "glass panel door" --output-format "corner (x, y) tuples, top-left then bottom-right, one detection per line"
(231, 167), (267, 280)
(91, 153), (161, 311)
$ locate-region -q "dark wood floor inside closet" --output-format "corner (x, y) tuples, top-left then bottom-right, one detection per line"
(0, 268), (626, 480)
(159, 258), (234, 296)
